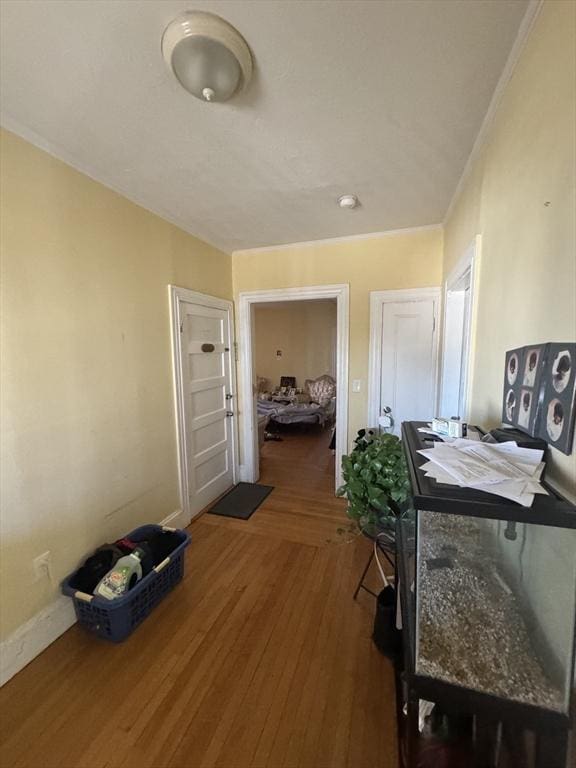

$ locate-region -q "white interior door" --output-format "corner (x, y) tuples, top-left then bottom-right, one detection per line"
(380, 299), (436, 435)
(179, 298), (236, 517)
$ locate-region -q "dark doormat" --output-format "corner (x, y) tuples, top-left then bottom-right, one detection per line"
(207, 482), (274, 520)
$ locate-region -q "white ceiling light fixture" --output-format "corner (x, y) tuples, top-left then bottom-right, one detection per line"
(162, 11), (253, 103)
(338, 194), (360, 210)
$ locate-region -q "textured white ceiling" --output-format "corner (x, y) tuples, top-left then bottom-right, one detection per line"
(0, 0), (528, 253)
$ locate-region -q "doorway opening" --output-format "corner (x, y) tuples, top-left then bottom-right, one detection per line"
(238, 285), (349, 493)
(439, 237), (480, 421)
(254, 299), (337, 489)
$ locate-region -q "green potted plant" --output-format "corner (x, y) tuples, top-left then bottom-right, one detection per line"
(337, 428), (411, 535)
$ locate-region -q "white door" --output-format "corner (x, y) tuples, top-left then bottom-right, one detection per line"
(380, 299), (436, 435)
(179, 298), (236, 517)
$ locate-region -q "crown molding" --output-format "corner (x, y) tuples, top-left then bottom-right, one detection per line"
(2, 115), (441, 257)
(232, 223), (442, 257)
(443, 0), (544, 225)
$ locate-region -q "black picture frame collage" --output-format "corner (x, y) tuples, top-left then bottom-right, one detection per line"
(502, 342), (576, 455)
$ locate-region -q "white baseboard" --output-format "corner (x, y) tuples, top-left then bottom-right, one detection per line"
(0, 596), (76, 687)
(0, 509), (185, 687)
(160, 507), (188, 528)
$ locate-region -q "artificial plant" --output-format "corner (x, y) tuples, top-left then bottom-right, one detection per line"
(337, 429), (411, 532)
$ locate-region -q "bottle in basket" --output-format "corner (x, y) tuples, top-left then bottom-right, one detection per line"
(94, 549), (144, 600)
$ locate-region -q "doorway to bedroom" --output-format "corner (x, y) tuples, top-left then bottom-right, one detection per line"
(254, 299), (337, 489)
(237, 285), (350, 494)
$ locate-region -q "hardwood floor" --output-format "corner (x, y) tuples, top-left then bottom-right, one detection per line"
(0, 427), (398, 768)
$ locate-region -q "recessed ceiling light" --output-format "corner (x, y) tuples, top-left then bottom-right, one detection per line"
(338, 194), (359, 210)
(162, 11), (253, 103)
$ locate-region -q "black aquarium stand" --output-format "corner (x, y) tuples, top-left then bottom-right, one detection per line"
(396, 421), (576, 768)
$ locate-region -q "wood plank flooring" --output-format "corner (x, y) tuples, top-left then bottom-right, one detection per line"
(0, 426), (398, 768)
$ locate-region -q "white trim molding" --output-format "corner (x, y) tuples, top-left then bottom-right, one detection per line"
(437, 238), (480, 421)
(168, 286), (239, 522)
(367, 287), (442, 430)
(237, 284), (350, 491)
(460, 234), (482, 418)
(0, 597), (76, 687)
(160, 508), (187, 529)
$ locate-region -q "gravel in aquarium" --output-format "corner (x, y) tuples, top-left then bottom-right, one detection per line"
(416, 512), (564, 711)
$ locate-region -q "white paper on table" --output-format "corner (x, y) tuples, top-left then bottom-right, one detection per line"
(420, 441), (544, 474)
(418, 450), (512, 485)
(467, 480), (547, 506)
(421, 459), (534, 490)
(457, 443), (543, 476)
(420, 461), (460, 485)
(417, 440), (548, 506)
(483, 442), (544, 465)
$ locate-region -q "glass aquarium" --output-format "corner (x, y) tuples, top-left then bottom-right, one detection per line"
(413, 510), (576, 714)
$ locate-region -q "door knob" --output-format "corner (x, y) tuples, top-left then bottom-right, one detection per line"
(379, 407), (394, 430)
(226, 411), (234, 417)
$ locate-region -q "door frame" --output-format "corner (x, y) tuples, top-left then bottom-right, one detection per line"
(169, 285), (239, 524)
(438, 235), (481, 421)
(237, 284), (350, 491)
(367, 287), (442, 430)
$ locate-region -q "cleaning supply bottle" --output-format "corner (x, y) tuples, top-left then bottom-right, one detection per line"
(94, 548), (144, 600)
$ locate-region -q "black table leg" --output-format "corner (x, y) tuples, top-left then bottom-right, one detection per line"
(353, 549), (375, 600)
(535, 726), (568, 768)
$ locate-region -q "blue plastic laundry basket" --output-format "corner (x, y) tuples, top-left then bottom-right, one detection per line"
(62, 524), (191, 642)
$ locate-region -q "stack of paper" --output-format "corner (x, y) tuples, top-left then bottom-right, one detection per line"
(418, 439), (547, 506)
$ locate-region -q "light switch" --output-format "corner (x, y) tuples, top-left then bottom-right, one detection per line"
(352, 379), (362, 393)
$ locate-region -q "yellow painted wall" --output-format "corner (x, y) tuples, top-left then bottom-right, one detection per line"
(254, 300), (337, 388)
(444, 3), (576, 721)
(444, 0), (576, 493)
(233, 227), (444, 446)
(0, 129), (232, 639)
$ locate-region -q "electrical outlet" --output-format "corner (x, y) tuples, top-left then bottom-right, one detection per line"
(33, 551), (52, 583)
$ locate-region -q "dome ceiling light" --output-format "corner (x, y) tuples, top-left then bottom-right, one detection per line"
(162, 11), (253, 103)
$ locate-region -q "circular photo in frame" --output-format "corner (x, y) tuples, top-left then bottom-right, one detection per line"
(505, 389), (516, 422)
(518, 390), (532, 429)
(546, 398), (565, 442)
(523, 349), (539, 387)
(552, 350), (572, 393)
(507, 353), (519, 386)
